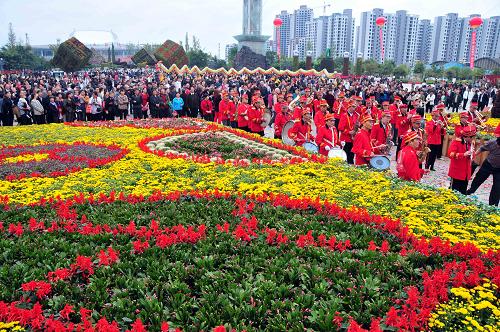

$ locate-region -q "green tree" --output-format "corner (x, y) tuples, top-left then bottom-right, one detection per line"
(0, 44), (48, 70)
(394, 64), (409, 79)
(493, 68), (500, 75)
(111, 43), (116, 63)
(266, 51), (278, 68)
(413, 61), (425, 79)
(185, 32), (190, 52)
(192, 36), (201, 51)
(354, 58), (363, 76)
(187, 49), (209, 67)
(381, 60), (396, 76)
(472, 67), (485, 80)
(7, 23), (16, 48)
(363, 59), (380, 75)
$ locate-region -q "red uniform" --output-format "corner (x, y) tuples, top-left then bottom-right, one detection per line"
(273, 102), (284, 114)
(313, 99), (323, 114)
(448, 139), (473, 181)
(288, 121), (314, 147)
(315, 125), (339, 156)
(274, 111), (293, 138)
(389, 104), (400, 125)
(396, 114), (412, 138)
(218, 99), (236, 122)
(338, 112), (358, 143)
(200, 99), (213, 116)
(425, 120), (445, 145)
(237, 103), (249, 128)
(293, 106), (304, 120)
(314, 111), (327, 128)
(454, 124), (468, 137)
(247, 106), (264, 133)
(397, 145), (425, 181)
(352, 128), (377, 166)
(371, 123), (392, 147)
(333, 100), (346, 119)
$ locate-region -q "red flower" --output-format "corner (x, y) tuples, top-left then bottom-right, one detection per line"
(59, 304), (74, 320)
(133, 240), (150, 254)
(127, 318), (147, 332)
(332, 312), (343, 328)
(347, 318), (368, 332)
(161, 322), (170, 332)
(368, 241), (377, 251)
(21, 280), (52, 299)
(213, 326), (226, 332)
(380, 241), (390, 253)
(369, 318), (383, 332)
(72, 255), (94, 276)
(47, 268), (71, 282)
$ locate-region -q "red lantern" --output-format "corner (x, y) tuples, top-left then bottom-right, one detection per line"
(376, 17), (387, 27)
(468, 17), (483, 69)
(469, 17), (483, 29)
(273, 18), (283, 27)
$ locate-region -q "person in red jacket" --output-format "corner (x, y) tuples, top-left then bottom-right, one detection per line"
(455, 112), (470, 137)
(273, 94), (285, 114)
(218, 91), (235, 127)
(366, 96), (381, 120)
(274, 102), (292, 138)
(200, 95), (214, 122)
(338, 101), (358, 164)
(332, 92), (346, 128)
(247, 96), (265, 136)
(352, 114), (381, 166)
(288, 108), (315, 147)
(314, 99), (329, 128)
(237, 94), (250, 131)
(371, 110), (392, 154)
(425, 109), (446, 170)
(448, 126), (477, 194)
(397, 131), (426, 182)
(293, 95), (309, 120)
(395, 104), (412, 156)
(316, 113), (339, 156)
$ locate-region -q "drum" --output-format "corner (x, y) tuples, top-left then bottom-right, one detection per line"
(328, 148), (347, 161)
(370, 155), (391, 171)
(262, 109), (272, 128)
(303, 142), (319, 154)
(282, 120), (296, 146)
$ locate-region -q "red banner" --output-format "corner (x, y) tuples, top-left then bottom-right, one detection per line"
(470, 30), (477, 69)
(379, 28), (385, 63)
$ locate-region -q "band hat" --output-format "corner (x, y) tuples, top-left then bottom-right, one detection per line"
(459, 111), (469, 119)
(319, 99), (328, 106)
(462, 125), (477, 137)
(325, 113), (335, 122)
(411, 115), (422, 123)
(359, 114), (374, 124)
(300, 96), (308, 102)
(301, 108), (312, 116)
(404, 131), (420, 144)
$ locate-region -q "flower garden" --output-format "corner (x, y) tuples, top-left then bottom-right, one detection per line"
(0, 119), (498, 331)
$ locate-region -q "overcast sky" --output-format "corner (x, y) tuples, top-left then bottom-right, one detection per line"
(1, 0), (498, 56)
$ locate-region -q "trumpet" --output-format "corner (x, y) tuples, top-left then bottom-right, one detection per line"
(474, 110), (487, 127)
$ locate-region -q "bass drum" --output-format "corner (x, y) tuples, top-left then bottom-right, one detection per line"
(328, 148), (347, 161)
(370, 155), (391, 171)
(303, 142), (319, 154)
(281, 120), (296, 146)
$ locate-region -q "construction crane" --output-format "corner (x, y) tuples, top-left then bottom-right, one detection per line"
(311, 1), (332, 16)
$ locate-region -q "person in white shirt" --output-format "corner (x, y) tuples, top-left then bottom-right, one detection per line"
(462, 88), (470, 110)
(425, 92), (435, 113)
(89, 91), (103, 121)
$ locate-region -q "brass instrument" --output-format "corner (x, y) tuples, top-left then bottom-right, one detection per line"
(473, 110), (487, 129)
(417, 129), (431, 163)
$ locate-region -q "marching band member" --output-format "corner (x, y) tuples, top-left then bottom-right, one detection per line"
(352, 114), (385, 166)
(397, 131), (427, 182)
(313, 91), (324, 115)
(247, 96), (265, 136)
(274, 102), (292, 138)
(455, 111), (470, 137)
(333, 92), (346, 128)
(371, 110), (392, 152)
(316, 113), (339, 156)
(338, 101), (358, 165)
(293, 96), (309, 120)
(236, 94), (250, 132)
(448, 125), (477, 195)
(467, 102), (481, 124)
(389, 96), (403, 116)
(425, 109), (446, 171)
(366, 96), (381, 120)
(314, 99), (329, 128)
(273, 94), (285, 114)
(352, 96), (364, 115)
(288, 108), (315, 147)
(395, 104), (412, 155)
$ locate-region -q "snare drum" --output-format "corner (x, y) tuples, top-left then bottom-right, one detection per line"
(370, 155), (391, 171)
(327, 148), (347, 161)
(303, 142), (319, 154)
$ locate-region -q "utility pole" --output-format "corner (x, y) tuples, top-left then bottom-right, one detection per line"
(25, 33), (29, 46)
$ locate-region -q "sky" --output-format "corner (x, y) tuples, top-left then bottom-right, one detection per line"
(0, 0), (498, 56)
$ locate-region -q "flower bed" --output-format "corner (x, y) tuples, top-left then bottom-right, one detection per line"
(0, 143), (128, 181)
(0, 192), (498, 331)
(0, 120), (498, 331)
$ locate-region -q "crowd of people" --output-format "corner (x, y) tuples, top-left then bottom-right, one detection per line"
(0, 68), (499, 205)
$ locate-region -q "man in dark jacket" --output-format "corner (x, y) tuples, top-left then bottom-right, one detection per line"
(479, 89), (489, 111)
(187, 90), (200, 118)
(1, 91), (14, 126)
(130, 89), (143, 119)
(149, 89), (162, 118)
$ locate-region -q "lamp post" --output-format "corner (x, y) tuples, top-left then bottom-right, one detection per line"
(343, 51), (350, 76)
